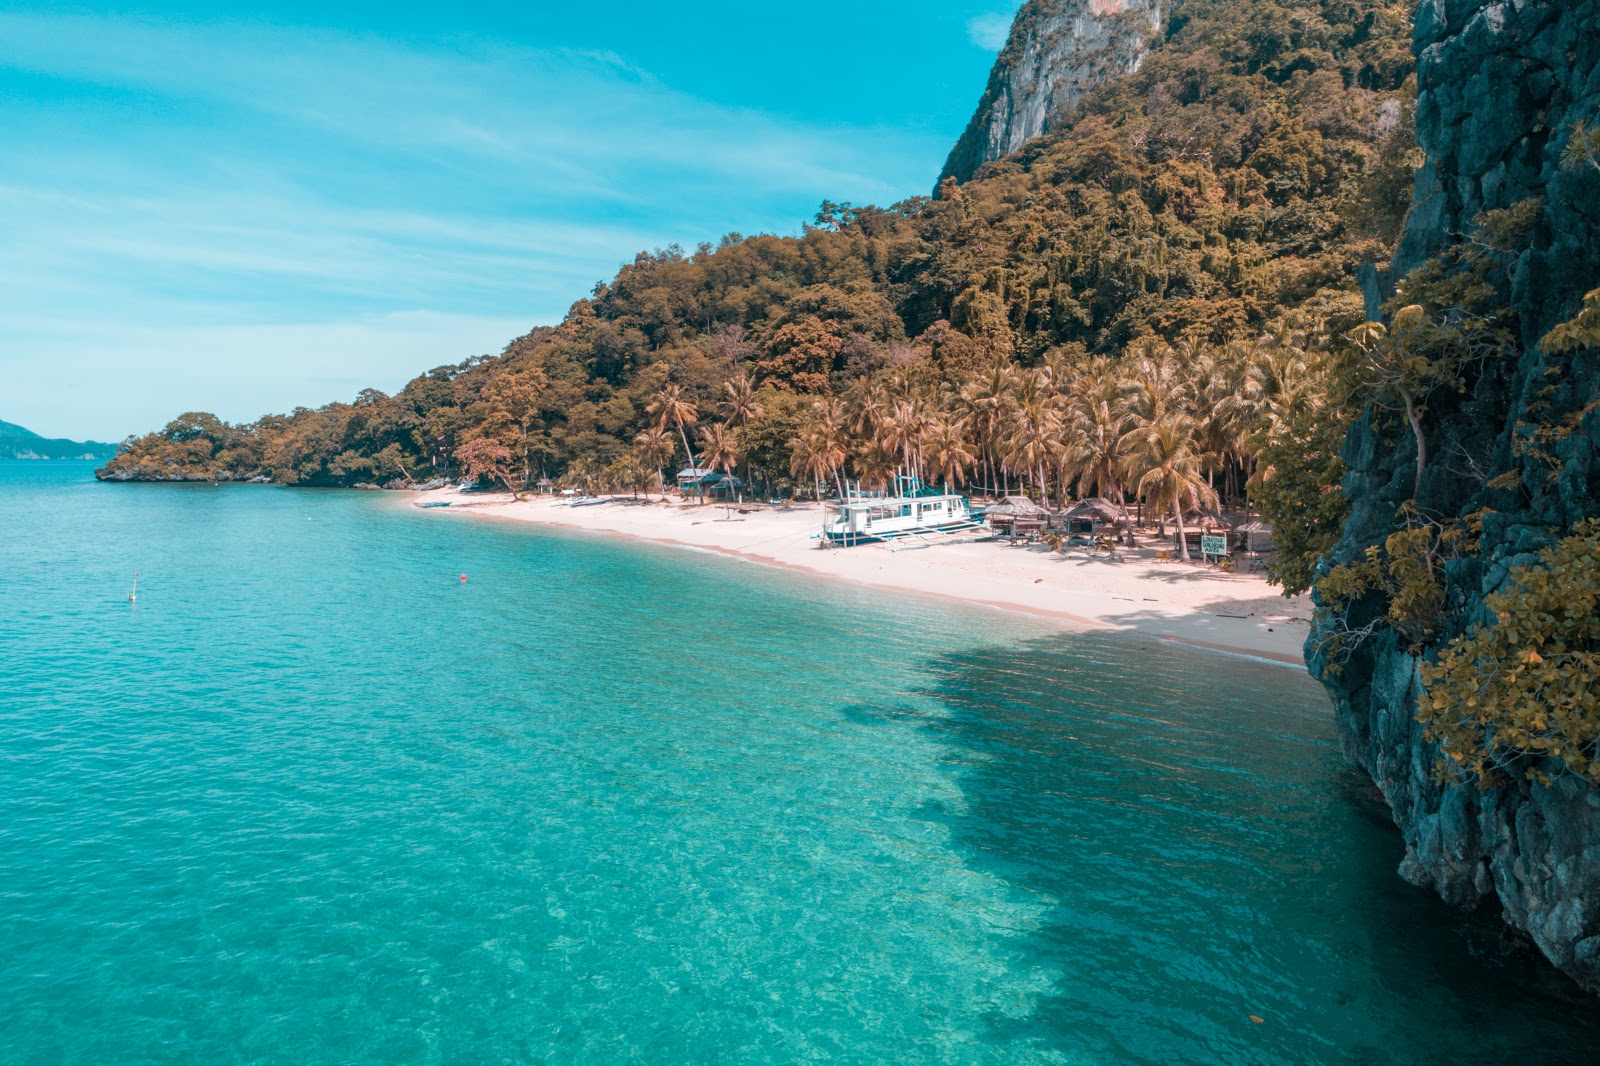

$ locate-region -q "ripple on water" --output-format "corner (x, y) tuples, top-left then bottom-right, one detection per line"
(2, 462), (1598, 1064)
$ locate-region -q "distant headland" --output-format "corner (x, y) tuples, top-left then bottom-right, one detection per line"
(0, 420), (117, 461)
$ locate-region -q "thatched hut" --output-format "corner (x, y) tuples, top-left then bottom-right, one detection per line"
(1061, 497), (1125, 537)
(1172, 509), (1233, 555)
(987, 496), (1050, 539)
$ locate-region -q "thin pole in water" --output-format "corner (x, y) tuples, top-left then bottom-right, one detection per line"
(129, 572), (138, 603)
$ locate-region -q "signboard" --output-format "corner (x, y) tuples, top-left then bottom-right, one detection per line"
(1201, 535), (1229, 558)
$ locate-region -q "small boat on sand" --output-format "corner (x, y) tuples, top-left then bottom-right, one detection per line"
(419, 501), (452, 509)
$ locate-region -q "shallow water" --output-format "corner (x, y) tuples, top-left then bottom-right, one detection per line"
(2, 461), (1595, 1064)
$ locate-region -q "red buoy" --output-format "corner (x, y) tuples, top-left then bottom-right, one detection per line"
(460, 574), (468, 582)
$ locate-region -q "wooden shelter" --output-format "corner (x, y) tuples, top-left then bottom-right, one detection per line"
(986, 496), (1050, 539)
(1172, 509), (1233, 556)
(1061, 497), (1125, 537)
(1234, 520), (1277, 554)
(678, 467), (743, 500)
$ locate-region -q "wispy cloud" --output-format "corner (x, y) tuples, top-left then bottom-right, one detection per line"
(0, 13), (951, 439)
(966, 11), (1018, 51)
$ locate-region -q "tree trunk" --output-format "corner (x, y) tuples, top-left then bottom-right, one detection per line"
(1174, 505), (1189, 562)
(1404, 392), (1427, 498)
(676, 418), (697, 480)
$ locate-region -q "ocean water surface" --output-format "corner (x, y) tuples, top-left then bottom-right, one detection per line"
(3, 461), (1596, 1064)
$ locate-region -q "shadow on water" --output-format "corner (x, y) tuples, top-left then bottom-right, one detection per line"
(913, 630), (1600, 1065)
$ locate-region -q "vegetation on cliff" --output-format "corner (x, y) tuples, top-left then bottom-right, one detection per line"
(101, 0), (1413, 524)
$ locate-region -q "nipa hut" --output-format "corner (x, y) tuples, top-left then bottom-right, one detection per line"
(1172, 508), (1233, 555)
(1061, 497), (1125, 537)
(987, 496), (1050, 539)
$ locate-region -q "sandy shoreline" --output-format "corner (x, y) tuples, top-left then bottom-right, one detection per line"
(411, 489), (1314, 666)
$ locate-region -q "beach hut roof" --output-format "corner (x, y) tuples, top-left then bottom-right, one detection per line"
(677, 466), (713, 480)
(988, 495), (1049, 517)
(1235, 519), (1274, 534)
(1064, 498), (1124, 522)
(1182, 507), (1233, 529)
(537, 477), (555, 487)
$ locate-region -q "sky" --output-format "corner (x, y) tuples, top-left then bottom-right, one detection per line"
(1, 1), (1023, 441)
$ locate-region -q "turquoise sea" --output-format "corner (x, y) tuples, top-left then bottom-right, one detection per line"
(3, 461), (1596, 1064)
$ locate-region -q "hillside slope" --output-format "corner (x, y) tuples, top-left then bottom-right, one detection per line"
(0, 420), (116, 461)
(98, 0), (1413, 489)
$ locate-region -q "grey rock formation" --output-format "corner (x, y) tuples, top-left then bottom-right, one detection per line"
(1318, 0), (1600, 991)
(940, 0), (1163, 185)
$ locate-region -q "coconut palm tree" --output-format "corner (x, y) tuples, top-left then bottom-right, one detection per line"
(1060, 358), (1130, 507)
(1124, 417), (1219, 562)
(1121, 337), (1193, 435)
(1004, 393), (1062, 507)
(877, 399), (931, 485)
(718, 372), (764, 428)
(788, 407), (846, 502)
(632, 427), (673, 498)
(698, 422), (742, 484)
(924, 416), (977, 493)
(957, 359), (1017, 495)
(648, 383), (700, 477)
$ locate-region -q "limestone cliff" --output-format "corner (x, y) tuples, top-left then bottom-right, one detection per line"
(1316, 0), (1600, 990)
(940, 0), (1163, 185)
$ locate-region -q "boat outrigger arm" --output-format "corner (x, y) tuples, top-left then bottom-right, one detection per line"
(821, 477), (984, 547)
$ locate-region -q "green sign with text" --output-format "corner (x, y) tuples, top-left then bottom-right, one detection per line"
(1201, 535), (1228, 557)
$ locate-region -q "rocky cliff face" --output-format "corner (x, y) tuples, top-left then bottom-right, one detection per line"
(1318, 0), (1600, 990)
(940, 0), (1163, 184)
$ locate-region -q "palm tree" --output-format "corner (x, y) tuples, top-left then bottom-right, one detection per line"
(957, 359), (1017, 495)
(1124, 418), (1219, 562)
(788, 412), (846, 502)
(1004, 393), (1062, 507)
(717, 372), (764, 489)
(853, 444), (900, 493)
(1060, 358), (1130, 507)
(698, 422), (742, 489)
(877, 399), (929, 485)
(648, 383), (700, 478)
(1121, 337), (1192, 435)
(718, 372), (764, 428)
(632, 427), (673, 498)
(924, 416), (977, 492)
(606, 453), (652, 498)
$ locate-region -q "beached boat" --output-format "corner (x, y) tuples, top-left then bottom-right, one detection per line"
(419, 501), (452, 509)
(822, 478), (982, 546)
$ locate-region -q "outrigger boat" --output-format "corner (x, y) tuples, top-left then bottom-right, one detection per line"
(822, 477), (984, 547)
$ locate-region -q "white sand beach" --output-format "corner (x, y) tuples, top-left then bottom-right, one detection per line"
(413, 490), (1315, 665)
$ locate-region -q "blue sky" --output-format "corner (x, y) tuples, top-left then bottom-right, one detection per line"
(2, 2), (1022, 441)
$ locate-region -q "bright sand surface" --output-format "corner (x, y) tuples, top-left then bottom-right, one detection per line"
(414, 490), (1314, 665)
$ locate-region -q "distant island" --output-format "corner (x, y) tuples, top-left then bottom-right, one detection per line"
(0, 420), (117, 461)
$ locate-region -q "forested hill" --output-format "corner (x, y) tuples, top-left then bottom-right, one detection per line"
(1, 420), (116, 461)
(100, 0), (1413, 497)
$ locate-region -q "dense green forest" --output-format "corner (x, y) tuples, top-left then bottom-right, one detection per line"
(102, 0), (1415, 579)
